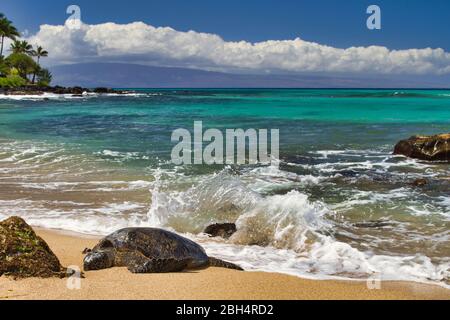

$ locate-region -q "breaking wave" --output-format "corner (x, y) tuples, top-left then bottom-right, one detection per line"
(141, 164), (449, 287)
(0, 138), (449, 288)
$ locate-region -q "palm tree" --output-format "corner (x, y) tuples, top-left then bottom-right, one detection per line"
(0, 17), (20, 57)
(32, 46), (48, 64)
(0, 55), (8, 76)
(31, 46), (48, 83)
(36, 68), (52, 86)
(10, 40), (33, 55)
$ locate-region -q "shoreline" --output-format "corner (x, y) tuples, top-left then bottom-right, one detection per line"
(0, 228), (448, 300)
(0, 85), (130, 96)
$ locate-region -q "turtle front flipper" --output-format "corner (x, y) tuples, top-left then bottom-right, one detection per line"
(115, 250), (150, 273)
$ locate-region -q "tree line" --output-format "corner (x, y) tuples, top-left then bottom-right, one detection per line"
(0, 13), (52, 87)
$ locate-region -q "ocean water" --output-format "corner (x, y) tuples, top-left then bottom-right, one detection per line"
(0, 89), (449, 287)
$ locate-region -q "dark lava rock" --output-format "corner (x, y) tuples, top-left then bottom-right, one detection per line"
(412, 178), (428, 187)
(93, 87), (111, 94)
(0, 216), (67, 278)
(394, 134), (450, 162)
(204, 223), (237, 239)
(52, 86), (67, 94)
(354, 220), (393, 229)
(70, 87), (84, 95)
(2, 85), (131, 96)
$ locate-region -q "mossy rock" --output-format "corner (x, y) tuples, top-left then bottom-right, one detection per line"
(0, 216), (67, 278)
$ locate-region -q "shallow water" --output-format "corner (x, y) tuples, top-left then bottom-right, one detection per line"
(0, 89), (449, 286)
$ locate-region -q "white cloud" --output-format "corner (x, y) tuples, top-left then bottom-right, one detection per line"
(24, 21), (450, 75)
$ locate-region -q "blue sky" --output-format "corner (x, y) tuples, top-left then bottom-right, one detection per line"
(1, 0), (449, 80)
(3, 0), (449, 50)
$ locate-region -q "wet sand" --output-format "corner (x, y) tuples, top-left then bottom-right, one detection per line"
(0, 229), (448, 300)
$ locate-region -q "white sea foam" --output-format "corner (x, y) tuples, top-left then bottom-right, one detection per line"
(0, 199), (148, 235)
(201, 240), (450, 287)
(1, 140), (449, 288)
(232, 191), (331, 250)
(140, 166), (450, 287)
(14, 180), (153, 192)
(0, 93), (86, 101)
(439, 196), (450, 211)
(96, 149), (150, 161)
(0, 92), (155, 101)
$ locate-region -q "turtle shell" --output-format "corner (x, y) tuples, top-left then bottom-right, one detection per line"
(94, 228), (209, 269)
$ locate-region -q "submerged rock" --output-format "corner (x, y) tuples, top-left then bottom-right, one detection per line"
(354, 220), (393, 229)
(412, 178), (428, 187)
(204, 223), (237, 239)
(394, 134), (450, 162)
(0, 216), (66, 278)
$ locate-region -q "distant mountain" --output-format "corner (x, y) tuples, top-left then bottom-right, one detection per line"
(49, 63), (449, 88)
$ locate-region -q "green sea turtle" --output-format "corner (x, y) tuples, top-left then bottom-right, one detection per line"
(83, 228), (243, 273)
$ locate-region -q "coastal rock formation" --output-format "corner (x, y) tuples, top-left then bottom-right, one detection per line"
(0, 216), (66, 278)
(93, 87), (117, 94)
(83, 228), (243, 273)
(71, 86), (84, 95)
(394, 134), (450, 162)
(0, 85), (129, 96)
(204, 223), (237, 239)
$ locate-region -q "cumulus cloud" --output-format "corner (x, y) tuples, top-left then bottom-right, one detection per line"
(25, 20), (450, 75)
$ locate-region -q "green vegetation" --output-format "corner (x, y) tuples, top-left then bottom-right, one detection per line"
(0, 56), (8, 76)
(36, 68), (52, 87)
(31, 46), (48, 84)
(10, 40), (34, 55)
(0, 14), (19, 57)
(0, 13), (50, 88)
(0, 74), (27, 88)
(5, 53), (37, 78)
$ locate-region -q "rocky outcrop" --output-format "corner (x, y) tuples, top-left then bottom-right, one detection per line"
(0, 85), (130, 95)
(394, 134), (450, 162)
(93, 87), (118, 94)
(0, 216), (67, 278)
(204, 223), (237, 239)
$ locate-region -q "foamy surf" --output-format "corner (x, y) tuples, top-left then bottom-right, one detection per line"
(0, 139), (448, 288)
(137, 165), (450, 288)
(0, 92), (151, 101)
(1, 88), (449, 289)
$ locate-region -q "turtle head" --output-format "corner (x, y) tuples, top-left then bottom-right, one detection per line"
(84, 250), (115, 271)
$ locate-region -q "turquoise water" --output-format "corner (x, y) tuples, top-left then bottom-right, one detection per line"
(0, 89), (449, 286)
(1, 89), (450, 152)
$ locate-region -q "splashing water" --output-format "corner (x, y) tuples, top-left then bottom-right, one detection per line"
(0, 89), (449, 287)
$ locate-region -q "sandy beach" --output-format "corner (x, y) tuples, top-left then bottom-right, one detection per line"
(0, 228), (448, 300)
